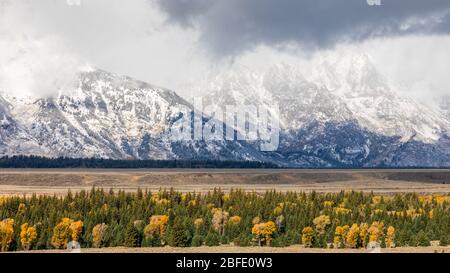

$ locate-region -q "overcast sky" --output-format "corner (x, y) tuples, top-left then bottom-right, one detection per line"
(0, 0), (449, 100)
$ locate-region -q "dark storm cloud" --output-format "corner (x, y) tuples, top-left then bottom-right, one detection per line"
(154, 0), (450, 56)
(155, 0), (214, 26)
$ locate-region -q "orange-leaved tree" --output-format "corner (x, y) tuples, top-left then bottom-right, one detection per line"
(144, 215), (169, 239)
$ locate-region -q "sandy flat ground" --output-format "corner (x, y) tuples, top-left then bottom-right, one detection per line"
(0, 169), (450, 196)
(17, 245), (450, 253)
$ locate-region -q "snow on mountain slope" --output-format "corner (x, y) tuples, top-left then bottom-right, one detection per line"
(202, 64), (353, 131)
(440, 95), (450, 121)
(309, 52), (450, 142)
(201, 52), (450, 143)
(262, 64), (353, 130)
(0, 70), (264, 161)
(0, 94), (53, 157)
(196, 53), (450, 167)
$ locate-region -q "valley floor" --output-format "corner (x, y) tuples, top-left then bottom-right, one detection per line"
(0, 169), (450, 196)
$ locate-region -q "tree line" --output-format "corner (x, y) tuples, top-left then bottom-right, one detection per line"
(0, 156), (279, 169)
(0, 189), (449, 251)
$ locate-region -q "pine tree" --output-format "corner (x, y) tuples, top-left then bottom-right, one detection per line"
(205, 232), (221, 247)
(168, 218), (191, 247)
(124, 222), (140, 248)
(415, 231), (430, 247)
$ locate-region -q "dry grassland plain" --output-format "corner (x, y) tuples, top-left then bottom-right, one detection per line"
(0, 169), (449, 196)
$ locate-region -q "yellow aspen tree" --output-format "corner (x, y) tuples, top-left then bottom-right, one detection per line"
(252, 216), (261, 225)
(194, 218), (204, 230)
(18, 203), (26, 214)
(0, 218), (15, 252)
(345, 224), (360, 248)
(368, 221), (384, 243)
(251, 223), (265, 246)
(312, 215), (331, 235)
(342, 225), (350, 240)
(262, 221), (276, 246)
(92, 223), (108, 248)
(372, 196), (382, 205)
(181, 193), (188, 202)
(222, 194), (230, 203)
(252, 221), (277, 247)
(334, 226), (343, 248)
(385, 226), (396, 248)
(70, 221), (84, 242)
(334, 225), (349, 248)
(302, 226), (314, 247)
(0, 197), (6, 206)
(359, 223), (369, 248)
(273, 206), (283, 216)
(334, 207), (352, 215)
(211, 208), (229, 236)
(323, 201), (334, 208)
(157, 198), (169, 206)
(144, 215), (169, 238)
(158, 215), (169, 235)
(20, 223), (37, 251)
(156, 215), (169, 236)
(51, 218), (73, 249)
(229, 216), (242, 225)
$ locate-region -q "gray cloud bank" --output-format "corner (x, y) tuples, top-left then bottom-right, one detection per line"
(155, 0), (450, 57)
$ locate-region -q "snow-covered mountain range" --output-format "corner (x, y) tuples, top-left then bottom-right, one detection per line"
(0, 69), (263, 161)
(0, 53), (449, 167)
(199, 53), (450, 167)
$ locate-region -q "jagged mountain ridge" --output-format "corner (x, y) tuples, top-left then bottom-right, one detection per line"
(0, 69), (264, 161)
(199, 52), (450, 167)
(309, 53), (450, 143)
